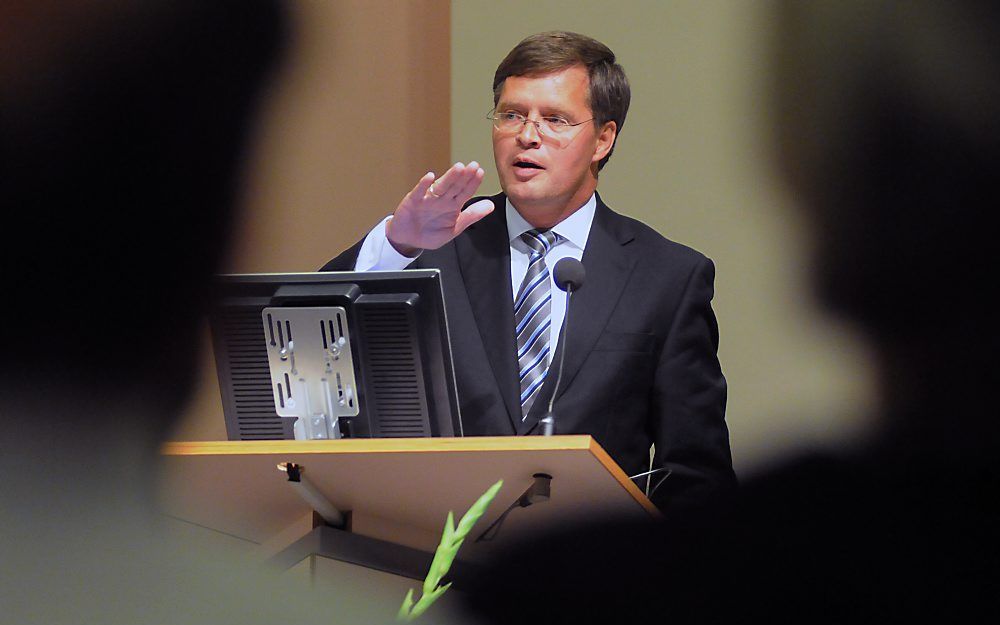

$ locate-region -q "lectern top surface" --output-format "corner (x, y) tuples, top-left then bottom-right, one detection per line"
(163, 435), (597, 456)
(159, 435), (657, 556)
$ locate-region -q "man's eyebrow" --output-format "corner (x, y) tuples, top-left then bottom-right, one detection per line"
(495, 100), (525, 111)
(541, 106), (574, 118)
(495, 101), (576, 118)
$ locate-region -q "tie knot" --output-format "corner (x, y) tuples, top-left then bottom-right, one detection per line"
(520, 229), (561, 256)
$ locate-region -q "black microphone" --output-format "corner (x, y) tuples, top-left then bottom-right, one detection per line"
(540, 257), (586, 436)
(552, 256), (586, 292)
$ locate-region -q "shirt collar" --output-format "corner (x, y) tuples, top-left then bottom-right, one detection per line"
(505, 193), (597, 252)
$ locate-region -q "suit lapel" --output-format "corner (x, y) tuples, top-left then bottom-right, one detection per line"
(519, 194), (637, 434)
(455, 194), (521, 431)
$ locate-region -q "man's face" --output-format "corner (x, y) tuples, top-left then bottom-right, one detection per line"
(492, 64), (616, 224)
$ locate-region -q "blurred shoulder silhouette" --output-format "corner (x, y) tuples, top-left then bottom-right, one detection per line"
(0, 2), (393, 623)
(459, 2), (1000, 622)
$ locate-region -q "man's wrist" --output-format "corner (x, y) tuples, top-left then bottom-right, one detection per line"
(385, 217), (422, 258)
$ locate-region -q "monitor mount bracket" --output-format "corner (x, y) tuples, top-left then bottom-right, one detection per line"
(262, 306), (360, 440)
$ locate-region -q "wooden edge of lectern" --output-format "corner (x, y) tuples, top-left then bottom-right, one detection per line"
(158, 435), (659, 582)
(161, 435), (657, 516)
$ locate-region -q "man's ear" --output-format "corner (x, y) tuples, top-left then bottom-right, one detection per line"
(592, 121), (618, 164)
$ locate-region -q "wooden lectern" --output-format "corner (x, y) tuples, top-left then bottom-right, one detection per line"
(160, 435), (657, 591)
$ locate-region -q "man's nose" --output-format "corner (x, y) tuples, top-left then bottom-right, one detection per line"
(516, 119), (541, 147)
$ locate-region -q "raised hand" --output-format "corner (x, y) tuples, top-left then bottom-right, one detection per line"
(385, 161), (495, 256)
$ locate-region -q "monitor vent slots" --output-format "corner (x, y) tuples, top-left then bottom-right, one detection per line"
(217, 308), (286, 439)
(359, 307), (430, 437)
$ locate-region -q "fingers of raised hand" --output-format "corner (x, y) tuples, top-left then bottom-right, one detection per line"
(410, 171), (437, 201)
(425, 165), (460, 200)
(453, 198), (495, 235)
(453, 162), (485, 203)
(426, 162), (484, 202)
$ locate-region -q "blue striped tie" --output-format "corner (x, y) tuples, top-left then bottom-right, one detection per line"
(514, 229), (562, 419)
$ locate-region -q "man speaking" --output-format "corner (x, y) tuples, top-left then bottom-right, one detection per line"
(324, 31), (734, 512)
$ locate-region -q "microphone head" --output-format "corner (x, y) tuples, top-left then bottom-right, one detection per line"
(552, 257), (586, 292)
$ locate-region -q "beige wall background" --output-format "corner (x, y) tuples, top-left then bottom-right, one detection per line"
(173, 0), (451, 440)
(177, 0), (877, 477)
(228, 0), (451, 274)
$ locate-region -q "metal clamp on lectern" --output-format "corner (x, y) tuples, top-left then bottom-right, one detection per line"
(263, 306), (360, 440)
(278, 462), (345, 528)
(475, 473), (552, 542)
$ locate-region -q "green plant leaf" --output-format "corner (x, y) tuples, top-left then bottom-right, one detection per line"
(409, 582), (452, 619)
(456, 479), (504, 536)
(397, 588), (415, 621)
(423, 511), (455, 594)
(397, 479), (504, 622)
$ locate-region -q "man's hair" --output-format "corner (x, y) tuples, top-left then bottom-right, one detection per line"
(493, 31), (630, 171)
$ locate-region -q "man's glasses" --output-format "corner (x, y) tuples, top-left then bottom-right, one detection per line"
(487, 110), (594, 137)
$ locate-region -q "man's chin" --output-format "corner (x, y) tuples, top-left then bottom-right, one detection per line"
(501, 180), (545, 206)
(502, 189), (537, 210)
(501, 188), (564, 224)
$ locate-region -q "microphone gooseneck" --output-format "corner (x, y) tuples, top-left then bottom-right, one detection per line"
(541, 258), (586, 436)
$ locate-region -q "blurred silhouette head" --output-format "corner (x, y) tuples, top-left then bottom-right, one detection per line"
(1, 0), (286, 422)
(773, 1), (999, 351)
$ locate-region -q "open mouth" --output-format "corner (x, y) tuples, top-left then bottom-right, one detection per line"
(514, 160), (544, 170)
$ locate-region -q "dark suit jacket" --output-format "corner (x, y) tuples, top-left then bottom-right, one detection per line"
(322, 192), (734, 511)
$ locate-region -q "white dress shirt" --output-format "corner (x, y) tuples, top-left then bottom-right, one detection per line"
(353, 194), (597, 358)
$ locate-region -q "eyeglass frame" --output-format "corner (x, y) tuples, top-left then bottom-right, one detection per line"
(487, 109), (596, 138)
